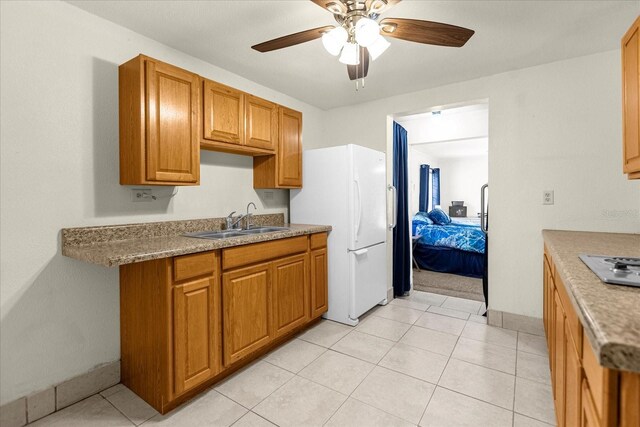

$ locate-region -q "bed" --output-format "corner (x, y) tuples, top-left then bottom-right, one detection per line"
(412, 211), (486, 278)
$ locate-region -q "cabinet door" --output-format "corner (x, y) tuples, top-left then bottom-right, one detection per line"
(553, 290), (566, 426)
(245, 95), (277, 150)
(222, 263), (272, 366)
(565, 329), (582, 427)
(310, 248), (328, 319)
(173, 277), (218, 395)
(582, 380), (601, 427)
(622, 17), (640, 175)
(202, 79), (244, 146)
(272, 254), (309, 338)
(278, 107), (303, 187)
(145, 59), (199, 183)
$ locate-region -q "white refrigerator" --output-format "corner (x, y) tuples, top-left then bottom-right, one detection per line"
(290, 144), (388, 325)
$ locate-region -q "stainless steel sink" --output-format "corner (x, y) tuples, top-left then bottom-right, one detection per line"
(184, 226), (289, 240)
(239, 226), (289, 234)
(184, 230), (245, 240)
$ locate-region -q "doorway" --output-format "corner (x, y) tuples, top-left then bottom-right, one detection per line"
(391, 102), (489, 307)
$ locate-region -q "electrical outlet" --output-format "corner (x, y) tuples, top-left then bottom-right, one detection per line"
(543, 190), (554, 205)
(132, 188), (155, 202)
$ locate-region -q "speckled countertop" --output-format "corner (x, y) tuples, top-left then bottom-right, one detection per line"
(542, 230), (640, 373)
(62, 214), (331, 267)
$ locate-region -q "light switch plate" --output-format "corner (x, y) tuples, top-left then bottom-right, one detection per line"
(543, 190), (554, 205)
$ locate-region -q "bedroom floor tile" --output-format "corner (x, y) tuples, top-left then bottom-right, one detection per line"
(29, 293), (554, 427)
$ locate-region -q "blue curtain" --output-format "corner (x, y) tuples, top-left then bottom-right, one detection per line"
(393, 122), (411, 297)
(418, 164), (430, 212)
(431, 168), (441, 207)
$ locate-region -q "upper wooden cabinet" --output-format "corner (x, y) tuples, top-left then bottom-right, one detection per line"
(254, 107), (303, 189)
(200, 78), (276, 156)
(622, 16), (640, 179)
(119, 55), (303, 188)
(202, 80), (244, 147)
(119, 55), (200, 185)
(245, 95), (278, 151)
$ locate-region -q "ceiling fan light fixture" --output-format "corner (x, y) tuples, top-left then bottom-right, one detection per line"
(322, 26), (348, 56)
(368, 35), (390, 60)
(355, 17), (380, 47)
(339, 42), (360, 65)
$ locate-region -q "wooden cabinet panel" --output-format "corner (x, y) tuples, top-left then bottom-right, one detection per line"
(310, 232), (328, 250)
(145, 59), (199, 183)
(222, 236), (308, 270)
(553, 290), (566, 426)
(253, 106), (303, 189)
(245, 95), (277, 150)
(622, 16), (640, 177)
(119, 55), (199, 186)
(565, 331), (582, 427)
(222, 263), (272, 366)
(173, 277), (219, 395)
(173, 251), (216, 282)
(619, 371), (640, 427)
(582, 380), (601, 427)
(202, 79), (244, 146)
(278, 107), (303, 187)
(556, 274), (583, 358)
(310, 248), (328, 319)
(272, 254), (309, 338)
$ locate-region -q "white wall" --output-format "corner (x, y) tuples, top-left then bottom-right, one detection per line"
(323, 49), (640, 320)
(439, 155), (488, 217)
(0, 1), (326, 405)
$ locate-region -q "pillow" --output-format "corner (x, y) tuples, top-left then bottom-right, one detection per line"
(427, 208), (452, 225)
(413, 211), (433, 225)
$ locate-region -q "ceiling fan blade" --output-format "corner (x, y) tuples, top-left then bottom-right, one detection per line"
(347, 47), (370, 80)
(252, 26), (334, 52)
(379, 18), (474, 47)
(365, 0), (401, 15)
(309, 0), (347, 15)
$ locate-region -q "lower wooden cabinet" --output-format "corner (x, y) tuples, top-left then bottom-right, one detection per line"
(543, 246), (640, 427)
(310, 248), (328, 319)
(222, 262), (273, 366)
(173, 276), (219, 395)
(272, 254), (309, 338)
(120, 232), (328, 414)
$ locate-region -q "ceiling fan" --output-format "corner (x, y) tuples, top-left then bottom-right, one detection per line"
(251, 0), (475, 82)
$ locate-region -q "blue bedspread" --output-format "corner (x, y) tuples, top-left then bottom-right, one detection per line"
(413, 214), (486, 254)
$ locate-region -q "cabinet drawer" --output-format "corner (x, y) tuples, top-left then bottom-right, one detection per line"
(310, 232), (327, 250)
(174, 251), (217, 282)
(222, 236), (307, 270)
(555, 273), (582, 357)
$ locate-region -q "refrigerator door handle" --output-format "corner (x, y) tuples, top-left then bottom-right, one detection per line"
(353, 248), (368, 256)
(480, 183), (488, 234)
(388, 185), (397, 229)
(354, 177), (362, 240)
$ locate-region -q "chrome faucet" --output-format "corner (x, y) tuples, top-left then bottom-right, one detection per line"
(225, 203), (257, 230)
(246, 202), (257, 229)
(225, 211), (236, 230)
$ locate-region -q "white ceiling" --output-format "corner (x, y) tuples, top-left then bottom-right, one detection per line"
(66, 0), (639, 110)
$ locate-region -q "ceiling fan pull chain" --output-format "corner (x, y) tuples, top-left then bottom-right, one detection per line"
(362, 77), (365, 88)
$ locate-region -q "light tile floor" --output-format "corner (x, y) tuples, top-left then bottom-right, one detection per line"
(29, 291), (555, 427)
